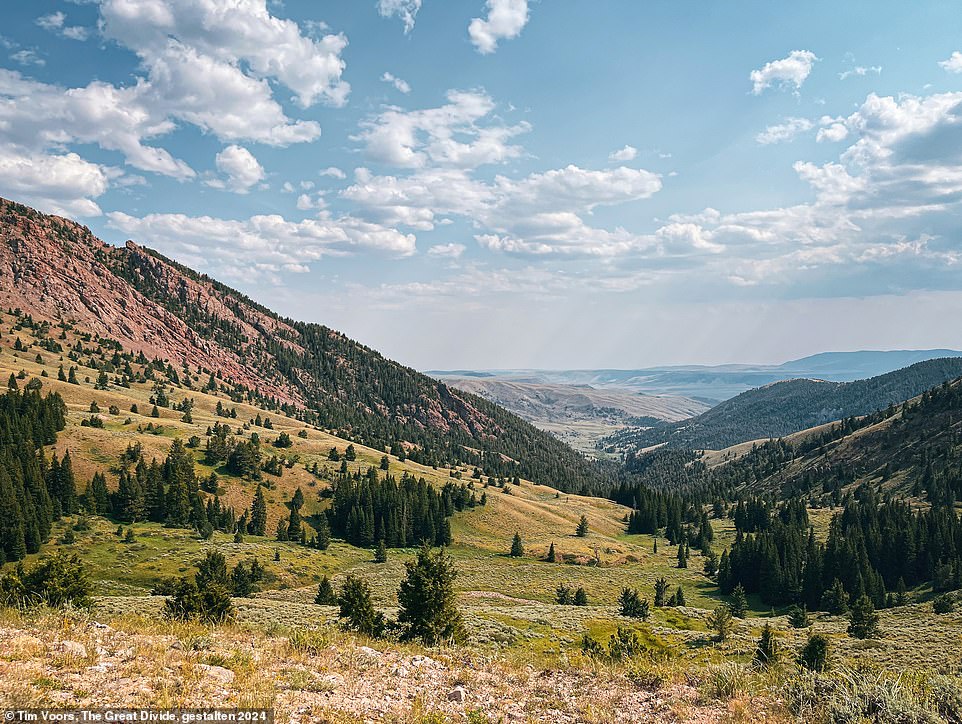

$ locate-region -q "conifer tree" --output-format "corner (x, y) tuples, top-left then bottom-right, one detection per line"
(654, 577), (669, 607)
(848, 595), (880, 639)
(754, 623), (779, 666)
(677, 543), (688, 568)
(709, 605), (734, 642)
(397, 545), (463, 644)
(573, 587), (588, 606)
(546, 542), (557, 563)
(337, 574), (385, 637)
(374, 538), (388, 563)
(315, 575), (336, 605)
(556, 584), (572, 605)
(729, 584), (748, 618)
(247, 485), (267, 536)
(510, 531), (524, 557)
(576, 515), (589, 537)
(788, 604), (811, 628)
(799, 633), (830, 671)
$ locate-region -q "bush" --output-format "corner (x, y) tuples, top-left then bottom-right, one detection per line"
(709, 604), (734, 642)
(799, 633), (830, 672)
(0, 552), (91, 609)
(933, 593), (955, 614)
(607, 626), (645, 660)
(618, 587), (650, 620)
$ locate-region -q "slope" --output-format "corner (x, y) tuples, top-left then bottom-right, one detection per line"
(0, 197), (605, 491)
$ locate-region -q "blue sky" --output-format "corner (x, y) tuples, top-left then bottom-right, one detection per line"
(4, 0), (962, 369)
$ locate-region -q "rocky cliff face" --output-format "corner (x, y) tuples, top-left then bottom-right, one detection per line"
(0, 197), (298, 404)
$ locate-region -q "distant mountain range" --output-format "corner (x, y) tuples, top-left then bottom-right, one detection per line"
(430, 349), (962, 403)
(604, 357), (962, 452)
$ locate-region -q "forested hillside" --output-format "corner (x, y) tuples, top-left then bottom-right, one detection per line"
(606, 357), (962, 452)
(0, 198), (606, 492)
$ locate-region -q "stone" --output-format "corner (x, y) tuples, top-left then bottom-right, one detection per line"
(60, 640), (87, 658)
(197, 664), (235, 685)
(447, 686), (466, 703)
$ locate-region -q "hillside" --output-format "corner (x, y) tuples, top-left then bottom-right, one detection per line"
(0, 197), (606, 492)
(435, 375), (709, 455)
(605, 357), (962, 452)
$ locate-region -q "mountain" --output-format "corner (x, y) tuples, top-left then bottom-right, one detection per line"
(0, 197), (606, 491)
(431, 348), (962, 404)
(605, 357), (962, 452)
(435, 375), (709, 455)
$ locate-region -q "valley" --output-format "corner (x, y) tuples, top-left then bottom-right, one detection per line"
(2, 199), (962, 723)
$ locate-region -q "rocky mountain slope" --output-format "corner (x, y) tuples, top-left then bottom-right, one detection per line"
(0, 197), (605, 491)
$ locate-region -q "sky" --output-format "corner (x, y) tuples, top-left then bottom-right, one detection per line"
(3, 0), (962, 370)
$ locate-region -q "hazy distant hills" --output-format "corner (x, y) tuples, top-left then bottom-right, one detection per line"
(435, 376), (710, 454)
(430, 349), (962, 403)
(605, 356), (962, 452)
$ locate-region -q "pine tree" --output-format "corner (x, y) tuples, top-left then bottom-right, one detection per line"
(374, 538), (388, 563)
(754, 622), (779, 666)
(556, 584), (572, 605)
(788, 604), (811, 628)
(709, 605), (734, 642)
(821, 578), (849, 615)
(674, 585), (686, 607)
(654, 577), (669, 607)
(315, 513), (331, 550)
(315, 575), (336, 605)
(510, 531), (524, 557)
(848, 595), (880, 639)
(247, 485), (267, 536)
(729, 584), (748, 618)
(337, 574), (385, 637)
(576, 515), (589, 537)
(677, 543), (688, 569)
(546, 542), (557, 563)
(397, 545), (463, 644)
(573, 587), (588, 606)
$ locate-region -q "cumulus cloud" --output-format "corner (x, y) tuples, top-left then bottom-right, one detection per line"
(354, 90), (530, 169)
(469, 0), (529, 54)
(99, 0), (349, 108)
(320, 166), (347, 179)
(207, 145), (265, 193)
(0, 145), (109, 217)
(608, 145), (638, 162)
(427, 243), (466, 258)
(755, 117), (813, 145)
(939, 51), (962, 73)
(343, 163), (663, 256)
(36, 11), (89, 41)
(377, 0), (422, 34)
(750, 50), (818, 95)
(106, 209), (417, 283)
(381, 71), (411, 94)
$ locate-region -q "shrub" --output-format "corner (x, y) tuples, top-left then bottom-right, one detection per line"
(709, 605), (734, 642)
(607, 626), (645, 660)
(799, 632), (830, 672)
(619, 587), (650, 620)
(0, 552), (91, 609)
(933, 593), (955, 614)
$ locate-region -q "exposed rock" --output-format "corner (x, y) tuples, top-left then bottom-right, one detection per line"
(59, 640), (87, 658)
(446, 686), (466, 702)
(197, 664), (235, 685)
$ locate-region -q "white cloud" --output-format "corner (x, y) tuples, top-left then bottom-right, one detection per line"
(355, 90), (530, 168)
(36, 11), (89, 41)
(11, 49), (44, 66)
(320, 166), (347, 179)
(939, 51), (962, 73)
(750, 50), (818, 95)
(207, 145), (265, 193)
(839, 65), (881, 80)
(469, 0), (529, 54)
(343, 163), (663, 256)
(106, 209), (417, 282)
(0, 145), (109, 217)
(377, 0), (421, 34)
(816, 116), (849, 143)
(428, 243), (466, 258)
(100, 0), (350, 108)
(755, 117), (813, 145)
(608, 145), (638, 162)
(381, 72), (411, 94)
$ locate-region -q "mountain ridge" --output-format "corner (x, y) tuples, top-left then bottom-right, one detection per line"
(0, 196), (607, 491)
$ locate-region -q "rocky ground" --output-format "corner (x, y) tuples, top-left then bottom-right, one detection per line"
(0, 611), (766, 724)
